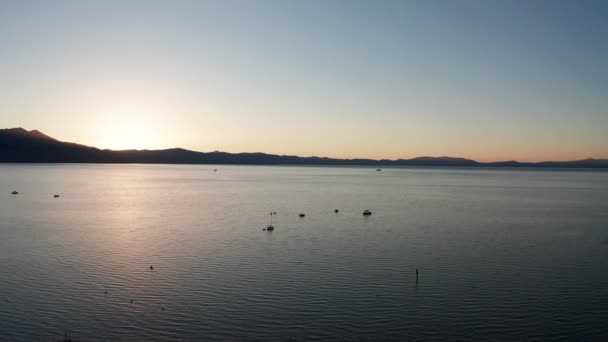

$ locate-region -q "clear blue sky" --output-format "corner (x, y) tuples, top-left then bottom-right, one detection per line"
(1, 0), (606, 161)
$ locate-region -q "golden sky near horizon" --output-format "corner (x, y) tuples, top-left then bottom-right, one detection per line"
(1, 1), (607, 162)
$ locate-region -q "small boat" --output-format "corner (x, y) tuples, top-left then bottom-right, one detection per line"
(363, 210), (372, 216)
(11, 191), (18, 195)
(54, 194), (60, 198)
(376, 169), (382, 171)
(299, 213), (305, 217)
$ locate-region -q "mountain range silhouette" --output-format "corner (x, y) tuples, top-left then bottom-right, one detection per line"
(1, 127), (606, 168)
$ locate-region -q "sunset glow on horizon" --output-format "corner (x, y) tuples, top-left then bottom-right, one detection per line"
(1, 1), (606, 162)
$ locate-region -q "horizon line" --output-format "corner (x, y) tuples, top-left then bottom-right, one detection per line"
(0, 126), (608, 164)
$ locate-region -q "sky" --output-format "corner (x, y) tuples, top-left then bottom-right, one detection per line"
(0, 0), (607, 162)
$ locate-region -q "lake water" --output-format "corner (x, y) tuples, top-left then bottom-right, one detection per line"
(1, 164), (607, 341)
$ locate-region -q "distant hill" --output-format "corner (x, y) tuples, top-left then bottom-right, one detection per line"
(1, 127), (607, 168)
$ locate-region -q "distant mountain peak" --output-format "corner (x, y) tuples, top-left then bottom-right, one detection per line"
(3, 127), (56, 141)
(27, 129), (56, 141)
(411, 156), (472, 161)
(7, 127), (28, 134)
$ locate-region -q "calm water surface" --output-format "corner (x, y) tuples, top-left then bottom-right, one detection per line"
(1, 164), (607, 341)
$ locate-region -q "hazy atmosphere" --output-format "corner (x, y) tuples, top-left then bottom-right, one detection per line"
(3, 2), (608, 341)
(1, 0), (607, 162)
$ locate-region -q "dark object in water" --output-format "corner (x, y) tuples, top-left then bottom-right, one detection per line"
(57, 329), (72, 342)
(363, 210), (372, 216)
(299, 213), (305, 217)
(54, 194), (60, 198)
(11, 191), (18, 195)
(150, 266), (154, 270)
(214, 169), (217, 171)
(130, 299), (134, 304)
(266, 212), (275, 231)
(376, 169), (382, 171)
(334, 209), (339, 213)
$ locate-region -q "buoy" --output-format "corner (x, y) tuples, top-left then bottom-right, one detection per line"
(334, 209), (339, 213)
(266, 212), (275, 231)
